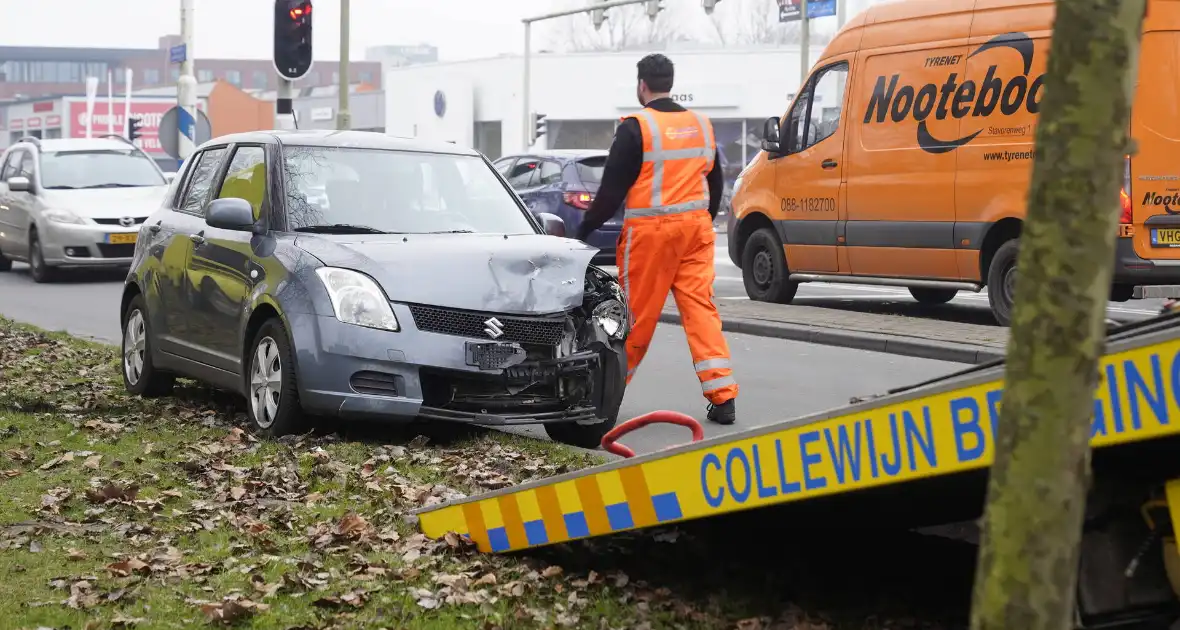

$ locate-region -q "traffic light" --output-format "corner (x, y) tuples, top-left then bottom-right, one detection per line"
(645, 0), (663, 21)
(273, 0), (314, 81)
(703, 0), (722, 15)
(127, 116), (142, 143)
(531, 112), (547, 144)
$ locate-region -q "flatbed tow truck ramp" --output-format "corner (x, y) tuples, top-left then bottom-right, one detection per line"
(415, 314), (1180, 628)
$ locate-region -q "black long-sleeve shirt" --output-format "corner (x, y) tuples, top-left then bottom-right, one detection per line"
(575, 97), (724, 241)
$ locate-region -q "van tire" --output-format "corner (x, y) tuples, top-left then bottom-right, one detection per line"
(742, 227), (797, 304)
(987, 239), (1021, 326)
(909, 288), (957, 305)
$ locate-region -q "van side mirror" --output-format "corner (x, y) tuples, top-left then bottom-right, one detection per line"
(761, 117), (782, 154)
(7, 176), (31, 193)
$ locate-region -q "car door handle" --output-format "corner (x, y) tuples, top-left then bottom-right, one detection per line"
(189, 233), (206, 245)
(821, 159), (838, 169)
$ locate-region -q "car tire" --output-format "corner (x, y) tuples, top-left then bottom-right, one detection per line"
(1109, 284), (1134, 303)
(742, 227), (797, 304)
(909, 287), (958, 305)
(987, 239), (1021, 326)
(121, 294), (175, 398)
(545, 414), (619, 450)
(28, 231), (58, 283)
(246, 318), (307, 438)
(0, 247), (11, 272)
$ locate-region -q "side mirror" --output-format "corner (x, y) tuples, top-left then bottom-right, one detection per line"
(761, 117), (782, 154)
(7, 176), (31, 193)
(206, 198), (257, 232)
(536, 212), (566, 238)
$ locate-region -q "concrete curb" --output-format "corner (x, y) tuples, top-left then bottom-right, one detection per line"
(657, 311), (1005, 365)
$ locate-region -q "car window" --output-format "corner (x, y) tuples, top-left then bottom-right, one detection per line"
(804, 63), (848, 148)
(217, 145), (267, 220)
(39, 148), (165, 189)
(280, 145), (536, 235)
(1, 151), (22, 180)
(179, 147), (228, 216)
(783, 85), (812, 154)
(506, 159), (539, 189)
(574, 156), (606, 184)
(493, 158), (516, 176)
(538, 160), (562, 185)
(17, 151), (34, 180)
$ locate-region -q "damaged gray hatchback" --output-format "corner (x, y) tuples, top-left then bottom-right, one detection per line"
(119, 130), (629, 448)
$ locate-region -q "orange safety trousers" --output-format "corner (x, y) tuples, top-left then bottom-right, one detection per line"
(616, 209), (738, 405)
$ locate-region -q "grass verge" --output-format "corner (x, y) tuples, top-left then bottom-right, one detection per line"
(0, 317), (972, 629)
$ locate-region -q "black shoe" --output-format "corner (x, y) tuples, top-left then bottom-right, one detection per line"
(706, 399), (736, 425)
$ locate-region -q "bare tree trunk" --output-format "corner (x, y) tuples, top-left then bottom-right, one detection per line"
(969, 1), (1147, 629)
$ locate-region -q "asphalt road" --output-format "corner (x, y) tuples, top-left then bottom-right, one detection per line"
(0, 262), (962, 456)
(604, 233), (1168, 325)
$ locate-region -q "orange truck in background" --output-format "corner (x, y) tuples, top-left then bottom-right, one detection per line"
(727, 0), (1180, 325)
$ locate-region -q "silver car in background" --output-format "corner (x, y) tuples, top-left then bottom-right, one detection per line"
(0, 135), (171, 282)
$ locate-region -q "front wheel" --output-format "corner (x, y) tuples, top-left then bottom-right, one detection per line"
(987, 239), (1020, 326)
(246, 318), (307, 437)
(28, 231), (58, 283)
(0, 247), (12, 272)
(741, 227), (797, 304)
(546, 344), (624, 449)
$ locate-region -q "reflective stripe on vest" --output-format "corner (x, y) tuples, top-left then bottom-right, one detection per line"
(623, 108), (716, 220)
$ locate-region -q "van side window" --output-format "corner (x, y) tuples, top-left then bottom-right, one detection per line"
(784, 62), (849, 154)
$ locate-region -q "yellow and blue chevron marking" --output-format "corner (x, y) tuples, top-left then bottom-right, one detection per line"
(419, 331), (1180, 554)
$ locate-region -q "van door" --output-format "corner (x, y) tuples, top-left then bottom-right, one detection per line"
(772, 58), (852, 273)
(1130, 25), (1180, 265)
(844, 25), (972, 279)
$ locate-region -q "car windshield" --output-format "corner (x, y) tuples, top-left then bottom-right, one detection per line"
(575, 156), (606, 184)
(39, 149), (165, 189)
(281, 146), (537, 235)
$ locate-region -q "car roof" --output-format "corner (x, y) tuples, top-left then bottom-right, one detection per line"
(9, 137), (142, 153)
(196, 129), (481, 157)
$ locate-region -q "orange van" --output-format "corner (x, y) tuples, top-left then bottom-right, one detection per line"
(727, 0), (1180, 325)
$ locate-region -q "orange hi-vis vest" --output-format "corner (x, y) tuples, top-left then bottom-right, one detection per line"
(621, 108), (716, 220)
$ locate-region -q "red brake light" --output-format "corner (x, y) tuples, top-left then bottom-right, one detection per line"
(1120, 188), (1132, 224)
(563, 191), (593, 210)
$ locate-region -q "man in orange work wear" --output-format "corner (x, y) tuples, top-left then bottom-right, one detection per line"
(575, 53), (737, 425)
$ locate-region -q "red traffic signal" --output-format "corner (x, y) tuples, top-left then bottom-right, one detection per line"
(289, 3), (311, 20)
(274, 0), (313, 81)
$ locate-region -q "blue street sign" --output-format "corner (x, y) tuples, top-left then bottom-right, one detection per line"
(169, 44), (187, 65)
(778, 0), (837, 22)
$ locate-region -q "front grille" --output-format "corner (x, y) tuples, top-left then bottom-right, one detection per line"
(408, 304), (568, 346)
(93, 217), (146, 226)
(96, 243), (135, 258)
(349, 371), (402, 396)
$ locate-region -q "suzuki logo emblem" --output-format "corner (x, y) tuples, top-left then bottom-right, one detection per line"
(119, 217), (135, 227)
(483, 317), (504, 339)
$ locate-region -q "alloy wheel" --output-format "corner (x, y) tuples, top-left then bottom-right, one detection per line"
(123, 310), (147, 385)
(250, 337), (282, 428)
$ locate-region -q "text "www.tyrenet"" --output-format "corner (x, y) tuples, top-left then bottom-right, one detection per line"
(984, 149), (1035, 162)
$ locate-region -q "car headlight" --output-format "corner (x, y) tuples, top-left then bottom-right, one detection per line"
(314, 267), (400, 332)
(43, 208), (85, 224)
(592, 299), (628, 340)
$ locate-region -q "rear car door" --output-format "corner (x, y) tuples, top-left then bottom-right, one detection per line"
(504, 157), (541, 211)
(159, 146), (229, 360)
(530, 159), (564, 215)
(185, 143), (268, 375)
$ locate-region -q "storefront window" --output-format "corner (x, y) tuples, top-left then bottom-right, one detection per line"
(547, 121), (615, 151)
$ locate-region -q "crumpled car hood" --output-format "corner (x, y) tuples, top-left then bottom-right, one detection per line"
(295, 233), (599, 315)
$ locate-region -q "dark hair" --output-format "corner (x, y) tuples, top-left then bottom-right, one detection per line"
(637, 54), (674, 93)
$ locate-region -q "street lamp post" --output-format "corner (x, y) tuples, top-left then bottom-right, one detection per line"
(337, 0), (351, 131)
(521, 0), (657, 149)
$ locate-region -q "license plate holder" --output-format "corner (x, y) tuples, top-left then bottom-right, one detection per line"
(1150, 228), (1180, 247)
(465, 341), (526, 370)
(106, 232), (138, 245)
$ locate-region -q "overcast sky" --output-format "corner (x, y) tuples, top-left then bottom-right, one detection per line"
(0, 0), (885, 62)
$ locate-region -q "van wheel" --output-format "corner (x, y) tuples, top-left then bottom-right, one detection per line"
(909, 288), (958, 305)
(1109, 284), (1134, 303)
(246, 318), (307, 438)
(742, 227), (797, 304)
(987, 239), (1021, 326)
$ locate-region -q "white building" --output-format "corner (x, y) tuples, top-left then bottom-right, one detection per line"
(383, 45), (829, 187)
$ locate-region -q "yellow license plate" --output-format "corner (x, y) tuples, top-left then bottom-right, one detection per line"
(106, 232), (138, 245)
(1152, 229), (1180, 247)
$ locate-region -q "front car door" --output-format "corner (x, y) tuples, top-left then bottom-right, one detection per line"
(185, 143), (268, 374)
(772, 59), (852, 273)
(0, 149), (24, 256)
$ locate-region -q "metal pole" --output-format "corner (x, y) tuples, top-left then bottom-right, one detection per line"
(800, 0), (809, 86)
(336, 0), (351, 131)
(523, 20), (532, 150)
(837, 0), (846, 29)
(178, 0), (198, 165)
(276, 79), (295, 130)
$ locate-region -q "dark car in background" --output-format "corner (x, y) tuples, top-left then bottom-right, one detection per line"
(493, 150), (620, 264)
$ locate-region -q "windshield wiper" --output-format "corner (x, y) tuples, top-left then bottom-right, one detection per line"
(78, 183), (147, 189)
(43, 185), (78, 189)
(424, 230), (475, 234)
(292, 223), (392, 234)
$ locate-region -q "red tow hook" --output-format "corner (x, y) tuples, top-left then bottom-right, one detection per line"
(600, 410), (705, 459)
